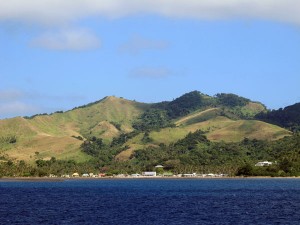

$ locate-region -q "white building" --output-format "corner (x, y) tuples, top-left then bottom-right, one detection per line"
(255, 161), (273, 167)
(155, 165), (164, 168)
(142, 172), (157, 177)
(182, 173), (197, 177)
(131, 174), (140, 177)
(72, 172), (79, 177)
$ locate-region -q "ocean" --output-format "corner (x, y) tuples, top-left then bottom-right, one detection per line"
(0, 178), (300, 224)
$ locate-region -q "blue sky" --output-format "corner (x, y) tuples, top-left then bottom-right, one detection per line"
(0, 0), (300, 118)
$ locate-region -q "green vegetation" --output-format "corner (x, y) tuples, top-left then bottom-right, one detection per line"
(128, 131), (300, 176)
(256, 103), (300, 131)
(134, 91), (264, 132)
(0, 157), (101, 177)
(0, 129), (299, 177)
(216, 93), (249, 107)
(24, 113), (48, 119)
(163, 91), (212, 118)
(0, 91), (299, 177)
(132, 109), (172, 131)
(80, 135), (131, 167)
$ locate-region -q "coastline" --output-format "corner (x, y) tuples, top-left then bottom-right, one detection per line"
(0, 176), (299, 182)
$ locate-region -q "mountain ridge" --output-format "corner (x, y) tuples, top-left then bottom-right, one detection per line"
(0, 91), (293, 163)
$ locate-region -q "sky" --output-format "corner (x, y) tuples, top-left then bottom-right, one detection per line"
(0, 0), (300, 119)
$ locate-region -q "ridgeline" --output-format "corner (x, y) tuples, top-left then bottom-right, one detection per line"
(1, 91), (300, 177)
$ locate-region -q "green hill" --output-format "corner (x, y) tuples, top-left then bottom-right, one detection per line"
(149, 116), (289, 144)
(0, 92), (292, 163)
(256, 102), (300, 131)
(0, 96), (149, 163)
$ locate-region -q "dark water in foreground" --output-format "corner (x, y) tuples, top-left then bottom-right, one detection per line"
(0, 179), (300, 225)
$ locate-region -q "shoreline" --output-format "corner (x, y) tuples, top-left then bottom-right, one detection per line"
(0, 176), (299, 182)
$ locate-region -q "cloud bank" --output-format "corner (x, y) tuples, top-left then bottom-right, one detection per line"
(0, 0), (299, 25)
(120, 35), (169, 54)
(31, 29), (100, 51)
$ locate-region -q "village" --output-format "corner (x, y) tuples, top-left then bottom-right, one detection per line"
(47, 161), (274, 179)
(48, 165), (229, 179)
(53, 172), (229, 179)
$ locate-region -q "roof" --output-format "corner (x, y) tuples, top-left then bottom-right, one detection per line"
(155, 165), (164, 168)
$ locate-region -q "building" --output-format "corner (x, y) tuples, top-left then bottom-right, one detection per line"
(72, 172), (79, 177)
(142, 172), (156, 177)
(182, 173), (197, 177)
(131, 174), (140, 177)
(155, 165), (164, 168)
(255, 161), (273, 167)
(61, 174), (70, 178)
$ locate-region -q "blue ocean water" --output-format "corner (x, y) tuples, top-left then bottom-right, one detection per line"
(0, 178), (300, 225)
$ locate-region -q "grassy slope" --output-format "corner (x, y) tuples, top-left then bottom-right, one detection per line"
(0, 96), (149, 163)
(175, 108), (221, 126)
(241, 102), (266, 116)
(66, 96), (149, 137)
(149, 102), (281, 145)
(150, 116), (290, 145)
(116, 105), (289, 161)
(206, 118), (290, 142)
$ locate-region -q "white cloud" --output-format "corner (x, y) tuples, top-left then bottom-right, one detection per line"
(0, 90), (25, 101)
(31, 29), (100, 51)
(0, 89), (87, 118)
(0, 89), (40, 118)
(0, 0), (300, 25)
(119, 35), (169, 54)
(0, 102), (39, 118)
(131, 67), (172, 79)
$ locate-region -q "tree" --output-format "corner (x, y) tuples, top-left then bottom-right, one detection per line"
(236, 164), (254, 176)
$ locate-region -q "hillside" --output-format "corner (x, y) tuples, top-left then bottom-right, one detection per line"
(0, 96), (148, 163)
(116, 113), (290, 161)
(256, 102), (300, 131)
(149, 116), (289, 144)
(0, 91), (292, 163)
